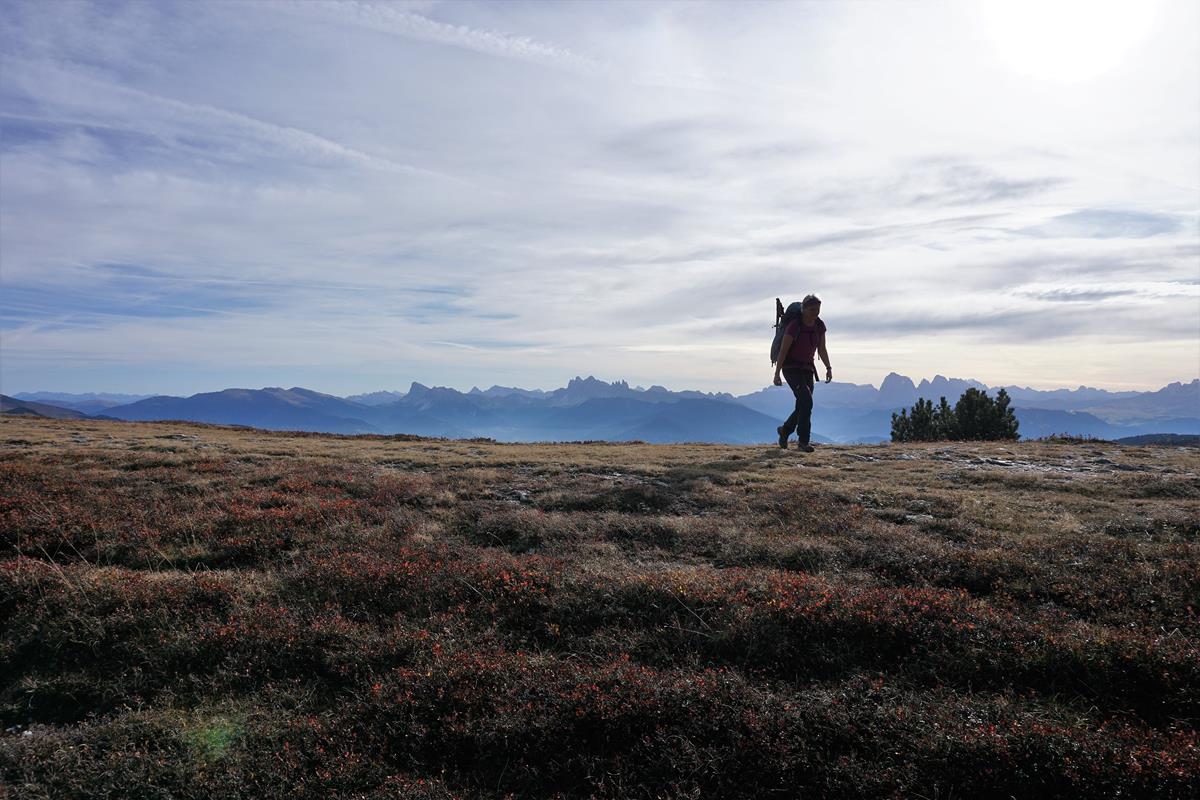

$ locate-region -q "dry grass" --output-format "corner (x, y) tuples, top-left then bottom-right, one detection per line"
(1, 416), (1197, 798)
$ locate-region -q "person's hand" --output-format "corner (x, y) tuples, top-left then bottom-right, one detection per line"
(825, 367), (833, 384)
(773, 374), (782, 387)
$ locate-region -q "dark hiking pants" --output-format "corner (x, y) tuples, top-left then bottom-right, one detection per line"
(781, 367), (815, 444)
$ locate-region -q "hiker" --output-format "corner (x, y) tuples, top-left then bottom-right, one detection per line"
(772, 294), (832, 452)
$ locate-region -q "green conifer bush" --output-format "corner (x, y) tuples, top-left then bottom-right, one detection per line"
(892, 388), (1020, 442)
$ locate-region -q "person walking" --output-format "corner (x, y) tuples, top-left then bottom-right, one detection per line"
(772, 295), (832, 452)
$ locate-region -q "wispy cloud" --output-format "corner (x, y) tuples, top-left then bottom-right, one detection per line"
(2, 56), (464, 181)
(904, 162), (1067, 206)
(812, 158), (1068, 213)
(280, 1), (604, 73)
(1020, 209), (1186, 238)
(1014, 280), (1200, 302)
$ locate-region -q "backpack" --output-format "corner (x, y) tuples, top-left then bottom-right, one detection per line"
(770, 299), (804, 364)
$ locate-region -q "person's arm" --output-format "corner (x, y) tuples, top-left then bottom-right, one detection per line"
(817, 333), (832, 383)
(772, 333), (795, 386)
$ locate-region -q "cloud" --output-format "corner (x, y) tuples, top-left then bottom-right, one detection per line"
(1, 0), (1197, 395)
(1, 58), (462, 181)
(1019, 289), (1129, 303)
(1020, 209), (1186, 238)
(831, 297), (1199, 341)
(904, 162), (1066, 206)
(430, 338), (543, 351)
(1014, 280), (1200, 303)
(813, 158), (1068, 213)
(279, 1), (603, 73)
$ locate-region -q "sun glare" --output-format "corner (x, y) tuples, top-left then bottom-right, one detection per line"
(981, 0), (1158, 83)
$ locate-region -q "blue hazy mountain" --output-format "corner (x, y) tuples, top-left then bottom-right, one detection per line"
(22, 375), (1200, 443)
(92, 379), (774, 443)
(343, 390), (406, 406)
(736, 377), (1199, 442)
(471, 385), (550, 399)
(610, 398), (831, 445)
(1012, 410), (1200, 441)
(12, 391), (154, 416)
(105, 387), (381, 434)
(1, 394), (91, 420)
(371, 384), (772, 442)
(541, 376), (735, 406)
(1065, 380), (1200, 422)
(997, 384), (1141, 410)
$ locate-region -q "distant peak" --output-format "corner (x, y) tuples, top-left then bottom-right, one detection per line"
(880, 372), (916, 389)
(567, 375), (622, 390)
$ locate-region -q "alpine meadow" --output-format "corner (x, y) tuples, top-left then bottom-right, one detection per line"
(2, 417), (1197, 797)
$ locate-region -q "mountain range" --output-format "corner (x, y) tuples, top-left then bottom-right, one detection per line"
(7, 375), (1198, 444)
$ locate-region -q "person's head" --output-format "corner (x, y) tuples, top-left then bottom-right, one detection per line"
(801, 294), (821, 320)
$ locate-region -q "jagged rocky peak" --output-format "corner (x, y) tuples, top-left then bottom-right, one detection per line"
(879, 372), (916, 392)
(562, 376), (632, 398)
(916, 374), (984, 396)
(568, 375), (608, 388)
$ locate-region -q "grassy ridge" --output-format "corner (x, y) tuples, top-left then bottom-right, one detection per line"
(1, 417), (1197, 798)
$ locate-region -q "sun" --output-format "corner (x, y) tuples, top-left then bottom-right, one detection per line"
(980, 0), (1158, 83)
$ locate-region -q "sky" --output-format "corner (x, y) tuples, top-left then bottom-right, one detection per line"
(1, 0), (1198, 397)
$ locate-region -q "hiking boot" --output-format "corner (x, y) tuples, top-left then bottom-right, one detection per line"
(798, 442), (815, 453)
(776, 426), (788, 449)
